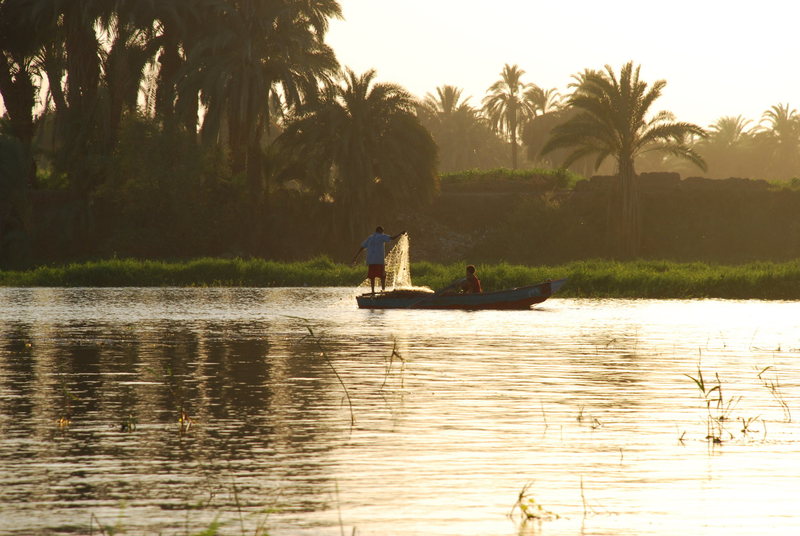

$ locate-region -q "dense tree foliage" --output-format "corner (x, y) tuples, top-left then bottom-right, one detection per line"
(276, 68), (437, 243)
(0, 0), (438, 266)
(416, 85), (506, 172)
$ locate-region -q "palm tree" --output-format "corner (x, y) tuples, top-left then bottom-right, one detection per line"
(695, 115), (755, 178)
(482, 64), (537, 169)
(422, 85), (470, 117)
(709, 115), (753, 147)
(27, 0), (117, 197)
(102, 7), (165, 148)
(0, 0), (42, 186)
(188, 0), (339, 156)
(419, 85), (499, 171)
(568, 68), (603, 90)
(276, 68), (437, 242)
(760, 103), (799, 141)
(184, 0), (341, 252)
(542, 62), (706, 258)
(524, 85), (562, 116)
(141, 0), (205, 130)
(758, 103), (800, 178)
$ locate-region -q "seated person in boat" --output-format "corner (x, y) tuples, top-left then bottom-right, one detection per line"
(441, 265), (483, 295)
(461, 265), (482, 294)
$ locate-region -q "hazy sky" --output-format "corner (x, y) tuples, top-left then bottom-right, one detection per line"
(327, 0), (800, 128)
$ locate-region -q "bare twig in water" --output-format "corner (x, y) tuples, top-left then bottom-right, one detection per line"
(540, 401), (548, 431)
(580, 476), (587, 517)
(306, 326), (355, 427)
(89, 512), (124, 536)
(756, 365), (792, 422)
(579, 476), (602, 517)
(380, 339), (405, 390)
(335, 480), (345, 536)
(89, 513), (108, 536)
(231, 477), (245, 535)
(739, 415), (761, 435)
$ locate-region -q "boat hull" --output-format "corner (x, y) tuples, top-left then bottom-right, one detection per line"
(356, 279), (566, 310)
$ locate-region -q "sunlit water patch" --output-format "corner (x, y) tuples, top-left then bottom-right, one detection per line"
(1, 288), (800, 535)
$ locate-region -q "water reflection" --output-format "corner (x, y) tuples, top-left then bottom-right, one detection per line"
(1, 289), (800, 535)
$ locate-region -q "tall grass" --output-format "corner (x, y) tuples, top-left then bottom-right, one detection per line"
(0, 256), (363, 287)
(3, 257), (800, 299)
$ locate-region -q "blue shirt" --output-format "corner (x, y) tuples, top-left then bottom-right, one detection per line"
(361, 232), (392, 264)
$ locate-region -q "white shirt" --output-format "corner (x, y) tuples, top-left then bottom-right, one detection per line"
(362, 232), (392, 264)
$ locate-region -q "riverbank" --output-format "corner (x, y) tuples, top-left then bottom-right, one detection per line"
(2, 257), (799, 299)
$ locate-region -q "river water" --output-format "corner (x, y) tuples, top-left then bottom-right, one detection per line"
(1, 287), (800, 535)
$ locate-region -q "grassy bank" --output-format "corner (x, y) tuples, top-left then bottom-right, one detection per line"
(0, 257), (362, 288)
(1, 257), (799, 299)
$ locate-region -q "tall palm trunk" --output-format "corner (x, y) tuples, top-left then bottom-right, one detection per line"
(40, 43), (67, 114)
(614, 157), (640, 258)
(0, 54), (37, 186)
(61, 7), (102, 196)
(509, 106), (518, 169)
(155, 29), (181, 122)
(63, 9), (100, 120)
(510, 125), (518, 169)
(57, 7), (103, 257)
(245, 137), (266, 254)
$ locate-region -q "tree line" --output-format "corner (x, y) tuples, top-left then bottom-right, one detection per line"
(1, 0), (430, 265)
(2, 0), (799, 267)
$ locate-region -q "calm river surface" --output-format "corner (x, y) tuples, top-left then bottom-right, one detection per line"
(2, 287), (800, 535)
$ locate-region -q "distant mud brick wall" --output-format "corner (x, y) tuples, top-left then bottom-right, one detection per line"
(401, 173), (800, 263)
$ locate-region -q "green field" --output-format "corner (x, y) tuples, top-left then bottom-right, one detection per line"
(2, 257), (799, 299)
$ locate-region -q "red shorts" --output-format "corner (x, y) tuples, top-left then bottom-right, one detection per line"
(367, 264), (385, 279)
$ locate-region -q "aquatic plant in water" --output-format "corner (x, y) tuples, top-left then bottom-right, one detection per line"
(685, 366), (740, 444)
(56, 378), (76, 428)
(87, 474), (278, 535)
(509, 481), (559, 522)
(119, 414), (137, 433)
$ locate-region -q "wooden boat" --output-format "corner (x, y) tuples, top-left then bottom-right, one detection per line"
(356, 278), (567, 310)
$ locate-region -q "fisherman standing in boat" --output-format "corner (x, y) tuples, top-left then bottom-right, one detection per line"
(353, 226), (406, 294)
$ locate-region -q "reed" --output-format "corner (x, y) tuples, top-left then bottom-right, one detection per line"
(756, 366), (792, 422)
(4, 257), (800, 299)
(683, 365), (781, 446)
(685, 366), (738, 443)
(88, 508), (268, 536)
